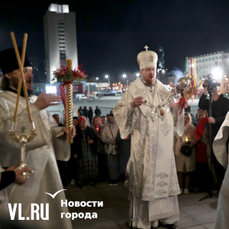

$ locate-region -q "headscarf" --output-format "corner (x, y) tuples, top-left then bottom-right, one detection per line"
(184, 112), (192, 131)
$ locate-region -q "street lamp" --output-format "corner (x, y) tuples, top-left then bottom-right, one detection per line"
(96, 77), (100, 90)
(123, 74), (128, 90)
(105, 75), (110, 89)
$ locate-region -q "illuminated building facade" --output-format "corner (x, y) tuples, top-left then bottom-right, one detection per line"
(43, 4), (78, 83)
(187, 51), (229, 92)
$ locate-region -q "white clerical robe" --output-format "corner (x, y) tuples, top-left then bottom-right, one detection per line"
(113, 78), (183, 228)
(213, 111), (229, 229)
(0, 91), (72, 229)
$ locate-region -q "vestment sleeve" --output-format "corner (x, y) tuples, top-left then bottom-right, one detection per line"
(51, 127), (70, 161)
(113, 91), (138, 139)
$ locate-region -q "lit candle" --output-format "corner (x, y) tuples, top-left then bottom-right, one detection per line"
(96, 126), (99, 132)
(185, 136), (189, 142)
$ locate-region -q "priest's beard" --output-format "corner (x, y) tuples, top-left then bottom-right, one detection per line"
(144, 78), (155, 86)
(11, 77), (33, 97)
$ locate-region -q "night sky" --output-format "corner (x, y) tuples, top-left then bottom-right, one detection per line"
(1, 0), (229, 81)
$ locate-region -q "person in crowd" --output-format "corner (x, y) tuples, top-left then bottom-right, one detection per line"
(100, 116), (107, 131)
(174, 112), (197, 194)
(106, 114), (110, 124)
(73, 116), (79, 127)
(90, 115), (102, 134)
(91, 116), (107, 181)
(198, 82), (229, 190)
(95, 106), (101, 117)
(113, 47), (184, 229)
(195, 108), (203, 122)
(68, 116), (79, 186)
(83, 106), (88, 119)
(88, 106), (93, 124)
(116, 131), (131, 184)
(101, 114), (119, 186)
(74, 116), (99, 188)
(52, 114), (62, 126)
(190, 113), (198, 127)
(78, 106), (84, 116)
(194, 112), (211, 191)
(0, 47), (73, 228)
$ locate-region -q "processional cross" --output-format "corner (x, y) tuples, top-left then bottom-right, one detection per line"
(144, 45), (149, 51)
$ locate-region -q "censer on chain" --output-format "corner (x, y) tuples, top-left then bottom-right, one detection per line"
(8, 32), (36, 178)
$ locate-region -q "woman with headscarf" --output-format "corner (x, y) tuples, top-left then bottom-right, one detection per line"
(74, 116), (99, 188)
(174, 112), (197, 194)
(91, 116), (107, 181)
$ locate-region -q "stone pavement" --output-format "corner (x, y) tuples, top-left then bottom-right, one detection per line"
(64, 182), (218, 229)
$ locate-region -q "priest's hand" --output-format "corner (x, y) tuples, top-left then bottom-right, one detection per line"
(130, 96), (144, 108)
(34, 91), (61, 110)
(6, 164), (30, 185)
(208, 117), (215, 124)
(184, 141), (191, 146)
(63, 126), (76, 139)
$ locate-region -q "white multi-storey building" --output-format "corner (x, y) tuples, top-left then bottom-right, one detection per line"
(43, 4), (78, 83)
(187, 51), (229, 91)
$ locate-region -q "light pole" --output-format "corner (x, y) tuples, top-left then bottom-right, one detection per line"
(96, 77), (100, 90)
(123, 74), (128, 90)
(105, 75), (110, 89)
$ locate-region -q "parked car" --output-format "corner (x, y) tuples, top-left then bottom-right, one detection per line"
(75, 94), (87, 100)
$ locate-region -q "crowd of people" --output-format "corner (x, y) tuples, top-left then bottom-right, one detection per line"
(174, 82), (229, 195)
(53, 84), (228, 197)
(52, 107), (131, 188)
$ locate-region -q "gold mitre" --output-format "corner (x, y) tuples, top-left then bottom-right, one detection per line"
(137, 45), (158, 70)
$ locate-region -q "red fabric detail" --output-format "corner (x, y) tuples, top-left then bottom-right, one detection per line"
(195, 118), (208, 163)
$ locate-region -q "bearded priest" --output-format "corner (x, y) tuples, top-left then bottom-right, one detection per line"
(113, 46), (184, 229)
(0, 48), (73, 229)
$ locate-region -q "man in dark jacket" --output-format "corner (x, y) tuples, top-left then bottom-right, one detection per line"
(198, 84), (229, 190)
(83, 106), (89, 118)
(94, 106), (101, 117)
(88, 107), (93, 124)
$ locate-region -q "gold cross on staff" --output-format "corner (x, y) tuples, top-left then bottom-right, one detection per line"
(144, 45), (149, 51)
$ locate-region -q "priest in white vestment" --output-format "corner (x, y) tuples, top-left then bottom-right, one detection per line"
(0, 48), (73, 229)
(113, 46), (184, 229)
(212, 112), (229, 229)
